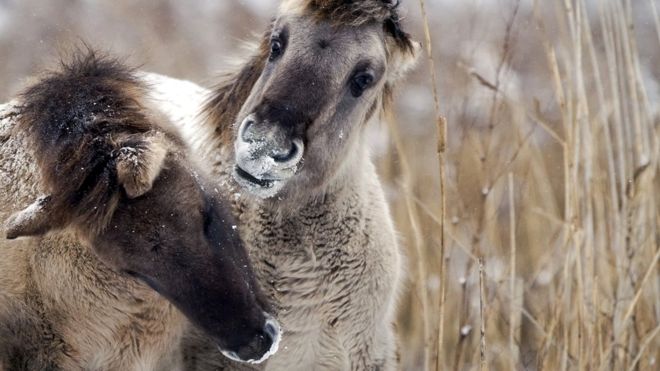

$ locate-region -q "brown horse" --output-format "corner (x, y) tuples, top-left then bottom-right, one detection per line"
(0, 52), (279, 370)
(179, 0), (420, 369)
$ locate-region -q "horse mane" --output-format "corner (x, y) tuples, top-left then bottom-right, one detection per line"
(18, 50), (159, 234)
(201, 37), (270, 147)
(290, 0), (414, 51)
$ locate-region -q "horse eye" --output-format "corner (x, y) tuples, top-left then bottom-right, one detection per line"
(150, 243), (162, 253)
(350, 71), (374, 98)
(201, 196), (215, 237)
(269, 38), (283, 61)
(202, 208), (212, 236)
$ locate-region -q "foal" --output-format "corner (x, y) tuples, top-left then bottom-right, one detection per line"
(0, 52), (279, 369)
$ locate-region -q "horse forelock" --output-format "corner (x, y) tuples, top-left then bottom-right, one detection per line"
(281, 0), (414, 53)
(18, 51), (165, 234)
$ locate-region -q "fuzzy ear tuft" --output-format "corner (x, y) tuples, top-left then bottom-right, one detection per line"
(387, 40), (421, 84)
(5, 196), (60, 239)
(115, 132), (168, 199)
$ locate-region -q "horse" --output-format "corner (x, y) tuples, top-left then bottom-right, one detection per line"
(182, 0), (420, 369)
(0, 51), (280, 370)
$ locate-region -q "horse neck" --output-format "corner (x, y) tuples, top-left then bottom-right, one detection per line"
(324, 129), (372, 197)
(262, 125), (375, 216)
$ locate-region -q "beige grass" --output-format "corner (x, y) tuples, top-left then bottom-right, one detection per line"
(0, 0), (656, 370)
(388, 0), (659, 369)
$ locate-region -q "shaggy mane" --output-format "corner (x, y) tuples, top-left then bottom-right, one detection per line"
(18, 50), (156, 233)
(304, 0), (413, 51)
(202, 37), (270, 147)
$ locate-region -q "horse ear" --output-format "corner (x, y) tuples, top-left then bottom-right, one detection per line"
(115, 133), (168, 199)
(386, 40), (421, 84)
(5, 196), (61, 239)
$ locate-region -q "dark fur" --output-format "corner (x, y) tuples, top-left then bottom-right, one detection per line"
(0, 300), (64, 370)
(308, 0), (414, 51)
(18, 51), (153, 234)
(4, 51), (279, 367)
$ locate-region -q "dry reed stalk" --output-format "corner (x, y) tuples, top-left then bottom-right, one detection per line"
(478, 258), (487, 371)
(594, 274), (603, 367)
(383, 109), (430, 371)
(627, 324), (660, 371)
(617, 3), (653, 363)
(410, 195), (477, 261)
(599, 2), (648, 369)
(627, 0), (655, 152)
(414, 185), (571, 363)
(573, 3), (593, 369)
(598, 247), (660, 371)
(596, 4), (626, 367)
(485, 0), (519, 132)
(619, 0), (644, 159)
(576, 4), (614, 365)
(403, 0), (656, 368)
(416, 182), (574, 368)
(417, 0), (447, 370)
(507, 173), (517, 369)
(539, 23), (571, 367)
(650, 0), (660, 43)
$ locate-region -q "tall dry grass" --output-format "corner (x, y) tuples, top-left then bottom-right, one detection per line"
(0, 0), (656, 370)
(386, 0), (659, 370)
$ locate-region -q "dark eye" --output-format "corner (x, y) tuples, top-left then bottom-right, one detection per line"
(269, 38), (283, 61)
(150, 243), (162, 253)
(350, 71), (374, 97)
(201, 195), (215, 237)
(202, 207), (212, 236)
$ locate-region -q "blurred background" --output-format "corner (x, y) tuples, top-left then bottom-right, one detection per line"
(1, 0), (658, 370)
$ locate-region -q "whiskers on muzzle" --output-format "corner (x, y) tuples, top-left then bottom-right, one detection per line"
(233, 115), (304, 198)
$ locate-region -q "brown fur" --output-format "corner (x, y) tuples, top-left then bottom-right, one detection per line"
(203, 37), (270, 147)
(307, 0), (394, 25)
(184, 1), (420, 369)
(301, 0), (414, 51)
(1, 51), (279, 369)
(203, 0), (416, 151)
(16, 52), (179, 236)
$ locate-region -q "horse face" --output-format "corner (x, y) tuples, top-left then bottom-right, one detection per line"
(7, 51), (282, 364)
(6, 137), (280, 364)
(233, 15), (391, 200)
(95, 158), (280, 364)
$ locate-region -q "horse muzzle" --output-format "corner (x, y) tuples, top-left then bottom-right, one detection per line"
(233, 114), (304, 198)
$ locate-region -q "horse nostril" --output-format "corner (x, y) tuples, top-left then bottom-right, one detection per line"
(218, 315), (281, 364)
(240, 117), (256, 143)
(264, 322), (277, 338)
(271, 142), (298, 163)
(264, 316), (281, 342)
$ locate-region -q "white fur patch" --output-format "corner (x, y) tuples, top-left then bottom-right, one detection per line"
(278, 0), (307, 16)
(139, 72), (214, 159)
